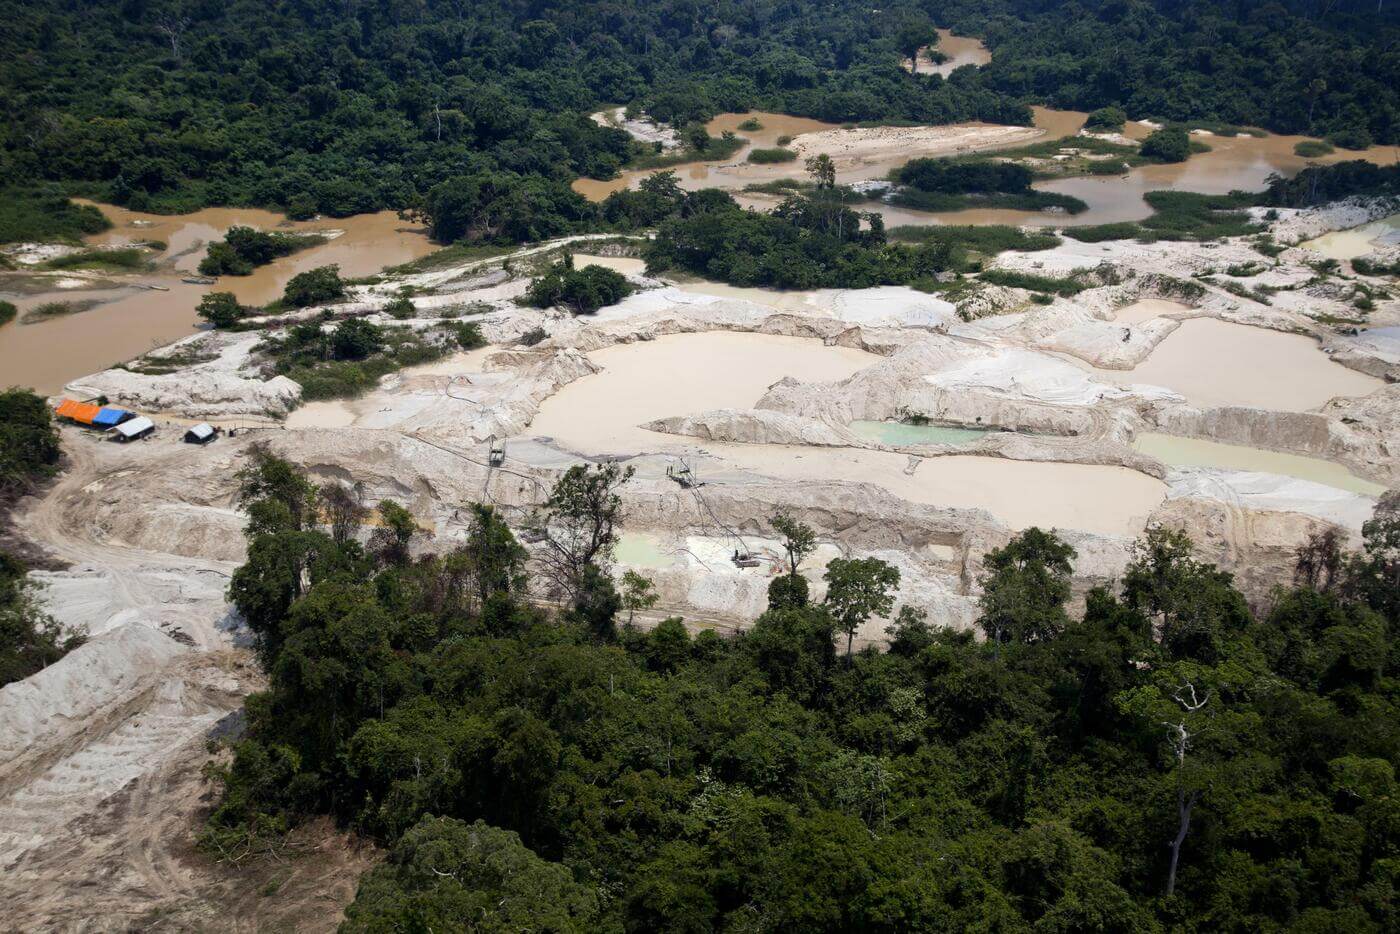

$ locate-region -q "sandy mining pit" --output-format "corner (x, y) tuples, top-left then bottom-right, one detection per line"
(2, 199), (1397, 928)
(1087, 317), (1384, 412)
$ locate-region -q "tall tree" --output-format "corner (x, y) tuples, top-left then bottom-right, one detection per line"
(823, 556), (900, 657)
(977, 527), (1077, 649)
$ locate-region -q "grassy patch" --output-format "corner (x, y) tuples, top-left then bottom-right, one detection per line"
(888, 189), (1087, 214)
(626, 134), (745, 171)
(890, 224), (1061, 254)
(1294, 140), (1335, 158)
(21, 299), (104, 323)
(747, 147), (798, 164)
(979, 269), (1088, 296)
(385, 243), (515, 275)
(43, 247), (151, 271)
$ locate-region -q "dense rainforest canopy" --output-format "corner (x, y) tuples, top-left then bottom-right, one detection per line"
(208, 450), (1400, 931)
(1, 0), (1396, 240)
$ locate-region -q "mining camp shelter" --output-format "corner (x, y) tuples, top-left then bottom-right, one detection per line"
(113, 416), (155, 442)
(54, 400), (134, 428)
(92, 406), (134, 428)
(184, 423), (217, 444)
(54, 399), (101, 425)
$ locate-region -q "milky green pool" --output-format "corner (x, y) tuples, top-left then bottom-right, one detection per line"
(1133, 432), (1385, 496)
(615, 532), (676, 569)
(849, 420), (991, 447)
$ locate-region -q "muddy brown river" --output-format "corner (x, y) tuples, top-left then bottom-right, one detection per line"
(0, 204), (434, 395)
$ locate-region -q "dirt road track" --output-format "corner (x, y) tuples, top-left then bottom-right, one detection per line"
(0, 431), (371, 930)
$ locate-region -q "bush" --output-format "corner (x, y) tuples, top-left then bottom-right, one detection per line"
(282, 265), (346, 308)
(1294, 140), (1335, 158)
(1084, 106), (1127, 130)
(1063, 222), (1147, 243)
(0, 189), (110, 245)
(330, 318), (382, 361)
(453, 321), (486, 349)
(518, 327), (548, 346)
(525, 260), (633, 315)
(1328, 126), (1375, 150)
(737, 118), (764, 131)
(1140, 126), (1192, 163)
(0, 388), (61, 496)
(748, 147), (798, 164)
(197, 291), (249, 329)
(979, 268), (1088, 296)
(199, 227), (326, 276)
(890, 224), (1061, 256)
(897, 159), (1034, 194)
(0, 301), (15, 327)
(384, 296), (415, 319)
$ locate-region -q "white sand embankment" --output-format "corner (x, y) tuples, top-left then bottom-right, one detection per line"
(788, 124), (1044, 174)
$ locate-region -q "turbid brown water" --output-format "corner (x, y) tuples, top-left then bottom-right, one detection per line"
(1091, 318), (1384, 411)
(0, 203), (433, 395)
(526, 331), (1166, 535)
(910, 30), (993, 77)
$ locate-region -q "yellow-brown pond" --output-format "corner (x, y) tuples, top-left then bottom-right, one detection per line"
(526, 331), (1166, 536)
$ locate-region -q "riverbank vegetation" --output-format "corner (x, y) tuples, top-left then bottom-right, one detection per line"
(0, 189), (109, 245)
(198, 227), (328, 277)
(6, 0), (1391, 248)
(0, 390), (83, 687)
(524, 257), (633, 315)
(888, 158), (1087, 214)
(205, 449), (1400, 930)
(256, 318), (452, 401)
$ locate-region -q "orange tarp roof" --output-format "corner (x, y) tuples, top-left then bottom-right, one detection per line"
(55, 399), (101, 425)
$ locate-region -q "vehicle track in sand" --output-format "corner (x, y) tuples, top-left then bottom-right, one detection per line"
(0, 432), (371, 929)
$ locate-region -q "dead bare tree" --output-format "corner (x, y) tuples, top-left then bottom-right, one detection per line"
(1163, 681), (1210, 898)
(155, 12), (190, 61)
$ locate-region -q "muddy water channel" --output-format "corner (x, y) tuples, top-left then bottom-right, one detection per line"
(0, 203), (433, 395)
(574, 93), (1399, 231)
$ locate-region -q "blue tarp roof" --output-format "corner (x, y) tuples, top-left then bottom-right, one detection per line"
(92, 407), (131, 427)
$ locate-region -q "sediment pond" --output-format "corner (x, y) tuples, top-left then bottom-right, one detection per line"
(526, 331), (1166, 536)
(1093, 318), (1383, 412)
(1133, 432), (1386, 496)
(848, 421), (991, 446)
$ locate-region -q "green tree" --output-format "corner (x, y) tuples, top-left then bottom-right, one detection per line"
(805, 153), (836, 190)
(462, 503), (528, 611)
(0, 388), (61, 496)
(342, 817), (598, 932)
(1140, 126), (1192, 163)
(369, 500), (420, 567)
(824, 556), (900, 656)
(281, 264), (345, 307)
(195, 291), (245, 329)
(531, 462), (633, 599)
(1122, 526), (1250, 661)
(894, 16), (937, 71)
(620, 569), (658, 627)
(977, 527), (1077, 648)
(330, 317), (382, 361)
(771, 510), (816, 574)
(0, 550), (85, 687)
